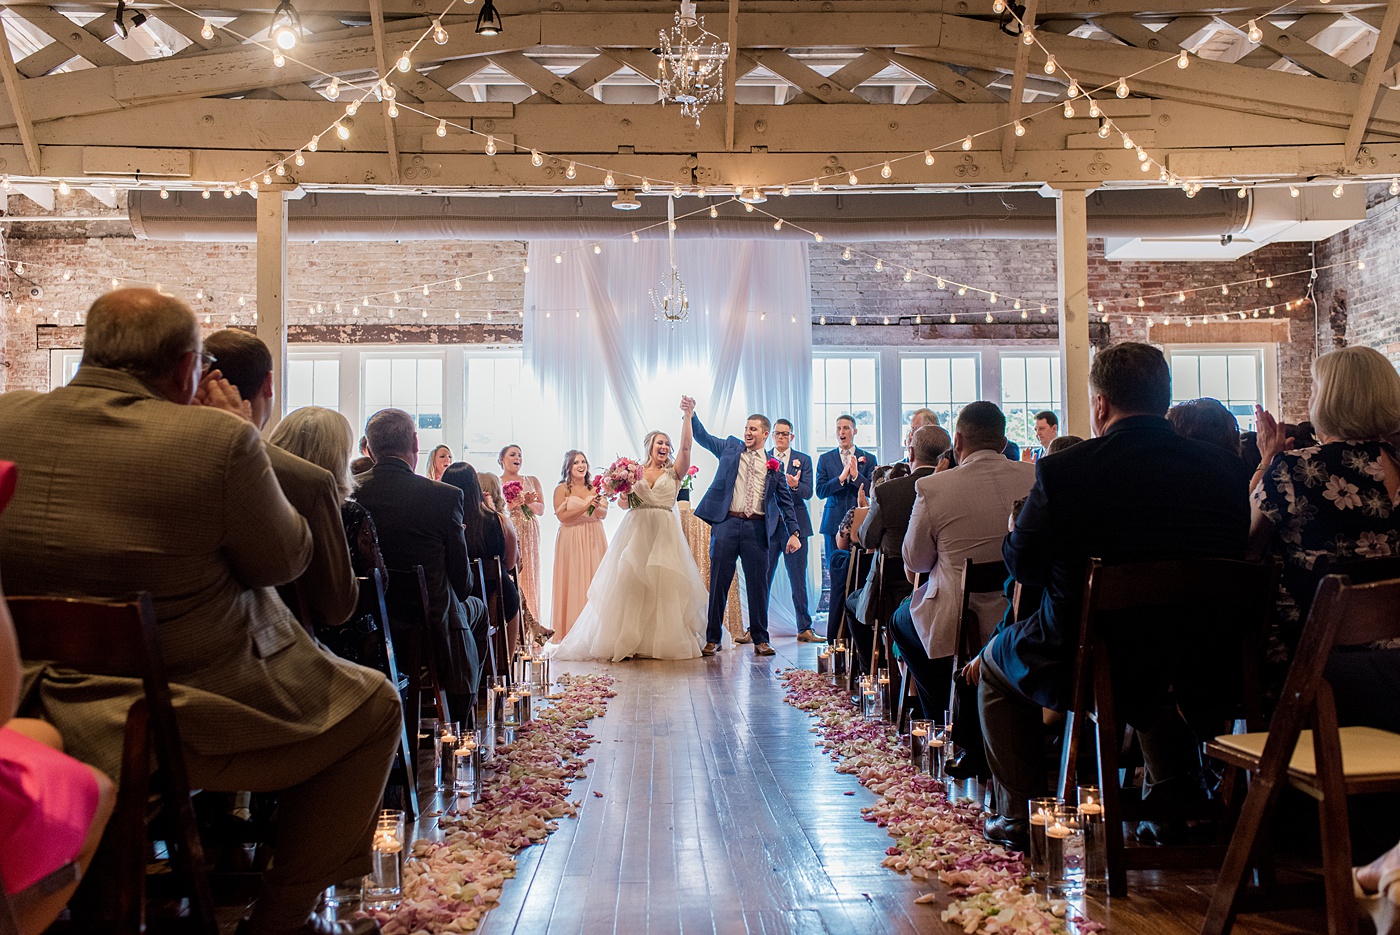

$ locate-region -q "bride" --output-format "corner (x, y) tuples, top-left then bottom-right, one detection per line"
(551, 401), (710, 661)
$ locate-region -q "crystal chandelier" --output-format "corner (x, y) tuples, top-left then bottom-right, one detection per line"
(658, 0), (729, 127)
(650, 197), (690, 323)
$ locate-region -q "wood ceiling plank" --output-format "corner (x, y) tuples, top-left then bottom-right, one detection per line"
(1002, 0), (1038, 170)
(1214, 14), (1359, 82)
(0, 15), (41, 172)
(1345, 0), (1400, 162)
(487, 50), (597, 104)
(751, 49), (866, 103)
(367, 0), (402, 183)
(521, 52), (619, 104)
(884, 52), (1003, 103)
(10, 6), (131, 68)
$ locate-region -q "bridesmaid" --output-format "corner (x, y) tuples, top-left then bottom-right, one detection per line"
(551, 451), (609, 642)
(427, 444), (453, 482)
(498, 444), (547, 642)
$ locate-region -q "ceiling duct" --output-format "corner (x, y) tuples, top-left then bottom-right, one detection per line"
(129, 189), (1253, 243)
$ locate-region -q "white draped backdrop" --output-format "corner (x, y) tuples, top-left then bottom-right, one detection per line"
(518, 239), (817, 633)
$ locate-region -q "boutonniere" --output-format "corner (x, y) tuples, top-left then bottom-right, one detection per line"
(766, 457), (782, 473)
(857, 456), (867, 465)
(792, 459), (800, 468)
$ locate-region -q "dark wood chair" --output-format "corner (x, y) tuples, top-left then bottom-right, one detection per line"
(1201, 573), (1400, 935)
(0, 863), (81, 935)
(7, 593), (217, 935)
(475, 557), (507, 698)
(353, 569), (418, 821)
(843, 548), (876, 694)
(1057, 557), (1278, 896)
(385, 566), (451, 779)
(893, 572), (925, 732)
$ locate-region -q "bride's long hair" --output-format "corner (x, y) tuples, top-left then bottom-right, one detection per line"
(640, 430), (674, 470)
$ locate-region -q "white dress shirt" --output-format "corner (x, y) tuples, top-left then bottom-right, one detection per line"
(729, 448), (767, 516)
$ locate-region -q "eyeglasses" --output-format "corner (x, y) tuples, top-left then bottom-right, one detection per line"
(773, 430), (792, 437)
(197, 350), (217, 373)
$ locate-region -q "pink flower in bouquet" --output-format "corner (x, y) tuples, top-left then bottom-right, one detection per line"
(502, 480), (524, 503)
(680, 464), (700, 491)
(597, 457), (645, 508)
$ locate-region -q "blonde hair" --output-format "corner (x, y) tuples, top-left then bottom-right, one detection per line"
(268, 406), (355, 501)
(1310, 346), (1400, 441)
(641, 430), (673, 469)
(479, 472), (507, 514)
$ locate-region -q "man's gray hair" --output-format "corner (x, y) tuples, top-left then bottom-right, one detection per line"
(81, 288), (199, 383)
(365, 408), (416, 459)
(911, 424), (951, 464)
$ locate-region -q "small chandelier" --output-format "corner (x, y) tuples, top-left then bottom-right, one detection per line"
(658, 0), (729, 127)
(650, 197), (690, 323)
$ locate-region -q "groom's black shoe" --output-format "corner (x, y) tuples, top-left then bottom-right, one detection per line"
(701, 643), (718, 656)
(753, 643), (776, 656)
(796, 629), (826, 643)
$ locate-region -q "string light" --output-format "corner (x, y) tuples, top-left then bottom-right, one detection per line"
(1333, 182), (1345, 198)
(1116, 77), (1129, 98)
(159, 187), (169, 199)
(201, 18), (214, 39)
(593, 244), (602, 254)
(1063, 100), (1075, 119)
(1246, 19), (1262, 43)
(875, 259), (883, 271)
(485, 135), (497, 156)
(432, 19), (448, 44)
(566, 162), (577, 180)
(436, 119), (447, 138)
(842, 247), (852, 260)
(881, 162), (892, 179)
(925, 150), (936, 164)
(1043, 54), (1056, 75)
(903, 269), (912, 282)
(710, 205), (718, 218)
(1289, 185), (1300, 197)
(961, 135), (973, 151)
(1178, 50), (1190, 68)
(848, 172), (858, 185)
(387, 102), (399, 118)
(273, 50), (285, 67)
(1014, 121), (1025, 137)
(202, 188), (211, 199)
(57, 181), (70, 195)
(397, 52), (412, 72)
(335, 121), (349, 140)
(604, 170), (615, 187)
(324, 77), (340, 100)
(781, 184), (791, 196)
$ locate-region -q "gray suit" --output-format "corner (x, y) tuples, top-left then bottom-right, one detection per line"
(0, 366), (400, 929)
(267, 443), (358, 630)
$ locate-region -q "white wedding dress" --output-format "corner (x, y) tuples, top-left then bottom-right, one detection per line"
(551, 470), (710, 662)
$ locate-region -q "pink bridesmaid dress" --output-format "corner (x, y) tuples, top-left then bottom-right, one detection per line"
(551, 491), (609, 641)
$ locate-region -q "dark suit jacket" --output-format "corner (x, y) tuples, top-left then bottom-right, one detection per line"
(768, 447), (814, 538)
(691, 415), (800, 543)
(988, 415), (1250, 716)
(269, 444), (358, 631)
(859, 466), (935, 559)
(815, 446), (876, 535)
(354, 458), (480, 688)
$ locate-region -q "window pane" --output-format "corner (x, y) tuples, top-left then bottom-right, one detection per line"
(812, 360), (828, 404)
(811, 355), (880, 450)
(901, 359), (923, 402)
(1227, 355), (1256, 401)
(828, 359), (851, 401)
(1001, 356), (1026, 403)
(1199, 356), (1229, 399)
(999, 354), (1061, 450)
(287, 360), (314, 410)
(363, 359), (391, 410)
(951, 358), (978, 401)
(1172, 357), (1201, 400)
(1026, 358), (1054, 401)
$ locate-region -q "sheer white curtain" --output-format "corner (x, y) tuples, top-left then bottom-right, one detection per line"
(522, 238), (816, 632)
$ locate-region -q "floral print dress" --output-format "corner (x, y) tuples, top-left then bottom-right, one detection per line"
(1254, 440), (1400, 649)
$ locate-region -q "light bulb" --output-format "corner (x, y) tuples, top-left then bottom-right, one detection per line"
(744, 202), (753, 213)
(1246, 19), (1262, 42)
(709, 205), (718, 218)
(485, 135), (496, 155)
(1289, 185), (1299, 197)
(605, 171), (615, 187)
(325, 77), (340, 100)
(811, 180), (821, 193)
(814, 232), (823, 242)
(773, 218), (784, 230)
(962, 135), (973, 150)
(842, 247), (851, 260)
(1021, 27), (1034, 44)
(275, 163), (286, 176)
(903, 269), (912, 282)
(1043, 54), (1056, 75)
(875, 259), (883, 271)
(1136, 147), (1147, 162)
(393, 292), (401, 303)
(224, 188), (233, 198)
(422, 284), (430, 295)
(0, 175), (8, 191)
(57, 180), (70, 195)
(487, 272), (494, 281)
(992, 0), (1005, 10)
(1088, 99), (1100, 118)
(387, 102), (399, 118)
(1097, 119), (1110, 139)
(1237, 186), (1248, 199)
(881, 161), (892, 179)
(1116, 77), (1129, 98)
(642, 179), (652, 193)
(432, 20), (448, 44)
(673, 183), (683, 197)
(1063, 100), (1074, 118)
(273, 50), (285, 67)
(1391, 179), (1399, 196)
(819, 316), (826, 325)
(848, 172), (858, 185)
(1014, 121), (1025, 137)
(455, 278), (463, 290)
(882, 316), (889, 325)
(1178, 49), (1189, 68)
(308, 135), (319, 151)
(632, 232), (639, 243)
(1096, 301), (1104, 312)
(202, 188), (211, 199)
(554, 254), (563, 264)
(564, 162), (577, 180)
(1333, 182), (1345, 198)
(950, 313), (957, 323)
(782, 184), (791, 196)
(593, 244), (602, 254)
(987, 311), (995, 322)
(159, 186), (169, 199)
(1040, 304), (1048, 315)
(275, 23), (296, 49)
(1068, 80), (1080, 98)
(1178, 291), (1186, 302)
(958, 286), (967, 296)
(346, 100), (359, 116)
(335, 121), (349, 140)
(437, 119), (447, 138)
(1221, 284), (1229, 295)
(263, 172), (273, 185)
(1014, 299), (1021, 309)
(850, 317), (857, 327)
(925, 150), (935, 164)
(201, 19), (214, 39)
(387, 309), (394, 318)
(1359, 258), (1366, 269)
(421, 309), (427, 318)
(397, 52), (412, 72)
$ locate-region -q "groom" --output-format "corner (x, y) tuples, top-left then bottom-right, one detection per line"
(685, 397), (801, 657)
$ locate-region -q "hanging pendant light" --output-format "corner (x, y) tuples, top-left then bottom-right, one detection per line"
(475, 0), (503, 36)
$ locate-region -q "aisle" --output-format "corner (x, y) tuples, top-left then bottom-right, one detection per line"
(477, 638), (1326, 935)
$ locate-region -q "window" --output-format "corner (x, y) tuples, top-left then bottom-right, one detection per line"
(464, 352), (529, 463)
(362, 353), (445, 466)
(49, 350), (82, 389)
(286, 354), (341, 412)
(1167, 348), (1265, 432)
(1000, 353), (1061, 450)
(811, 355), (879, 450)
(900, 354), (980, 435)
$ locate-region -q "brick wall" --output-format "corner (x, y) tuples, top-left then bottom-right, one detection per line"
(0, 204), (1321, 419)
(1314, 186), (1400, 363)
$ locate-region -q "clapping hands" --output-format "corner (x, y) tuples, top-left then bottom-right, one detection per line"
(195, 369), (253, 423)
(1255, 405), (1290, 465)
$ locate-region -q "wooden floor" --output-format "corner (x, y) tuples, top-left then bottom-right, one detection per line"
(409, 638), (1333, 935)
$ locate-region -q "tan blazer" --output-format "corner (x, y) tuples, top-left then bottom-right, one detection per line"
(0, 366), (387, 778)
(900, 449), (1036, 660)
(267, 444), (358, 630)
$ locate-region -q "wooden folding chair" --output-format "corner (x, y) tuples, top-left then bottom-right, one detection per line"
(385, 566), (451, 779)
(893, 572), (924, 732)
(476, 557), (508, 699)
(1057, 557), (1278, 897)
(0, 863), (83, 935)
(354, 569), (418, 821)
(1201, 573), (1400, 935)
(8, 593), (217, 935)
(843, 548), (876, 693)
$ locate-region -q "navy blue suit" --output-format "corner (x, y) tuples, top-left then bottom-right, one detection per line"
(814, 446), (876, 567)
(767, 447), (813, 632)
(692, 415), (800, 645)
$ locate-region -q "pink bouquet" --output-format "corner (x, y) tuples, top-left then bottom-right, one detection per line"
(593, 456), (644, 511)
(502, 479), (535, 522)
(679, 464), (700, 491)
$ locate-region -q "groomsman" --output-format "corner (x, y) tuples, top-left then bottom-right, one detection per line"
(814, 414), (877, 568)
(767, 419), (823, 643)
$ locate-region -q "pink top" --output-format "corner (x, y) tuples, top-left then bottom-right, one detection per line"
(0, 460), (102, 893)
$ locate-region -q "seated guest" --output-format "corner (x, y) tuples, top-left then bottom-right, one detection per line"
(0, 461), (117, 935)
(903, 408), (940, 459)
(0, 289), (397, 935)
(1239, 431), (1262, 472)
(269, 407), (390, 667)
(896, 405), (1035, 734)
(350, 435), (374, 476)
(974, 342), (1250, 847)
(1167, 397), (1243, 458)
(1046, 435), (1084, 455)
(1000, 438), (1021, 461)
(204, 330), (358, 632)
(480, 472), (508, 515)
(355, 409), (484, 711)
(442, 462), (521, 639)
(1249, 346), (1400, 651)
(1022, 410), (1059, 462)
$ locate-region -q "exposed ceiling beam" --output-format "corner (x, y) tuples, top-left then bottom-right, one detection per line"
(9, 6), (133, 68)
(724, 0), (738, 148)
(752, 49), (867, 103)
(788, 49), (886, 103)
(486, 50), (598, 104)
(520, 52), (619, 105)
(367, 0), (402, 183)
(1002, 0), (1038, 171)
(884, 51), (1002, 103)
(14, 9), (122, 76)
(1213, 14), (1359, 82)
(0, 15), (41, 173)
(1346, 0), (1400, 163)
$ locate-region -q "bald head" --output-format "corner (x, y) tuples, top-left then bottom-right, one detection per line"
(81, 288), (201, 402)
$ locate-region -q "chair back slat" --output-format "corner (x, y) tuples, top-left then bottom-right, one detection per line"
(961, 559), (1010, 597)
(8, 595), (154, 678)
(1329, 576), (1400, 647)
(1084, 558), (1276, 615)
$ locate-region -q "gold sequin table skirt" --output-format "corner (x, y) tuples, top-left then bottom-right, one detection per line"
(679, 501), (745, 640)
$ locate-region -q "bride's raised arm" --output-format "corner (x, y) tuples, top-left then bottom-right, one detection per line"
(674, 398), (695, 480)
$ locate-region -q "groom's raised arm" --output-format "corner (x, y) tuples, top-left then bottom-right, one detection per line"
(689, 412), (726, 459)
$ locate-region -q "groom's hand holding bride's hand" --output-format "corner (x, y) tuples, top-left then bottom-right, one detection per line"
(785, 533), (801, 554)
(679, 396), (696, 415)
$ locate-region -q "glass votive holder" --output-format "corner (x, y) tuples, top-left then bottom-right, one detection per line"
(1045, 804), (1085, 898)
(859, 676), (877, 719)
(832, 641), (848, 677)
(817, 649), (831, 676)
(363, 809), (405, 908)
(533, 655), (551, 692)
(925, 720), (949, 781)
(438, 722), (459, 790)
(519, 685), (534, 723)
(503, 692), (521, 729)
(475, 726), (495, 765)
(454, 737), (478, 800)
(1077, 785), (1106, 888)
(1027, 796), (1061, 881)
(489, 677), (507, 729)
(909, 719), (933, 769)
(512, 652), (531, 686)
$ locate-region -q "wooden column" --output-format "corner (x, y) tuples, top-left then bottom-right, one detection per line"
(256, 187), (288, 432)
(1054, 186), (1092, 438)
